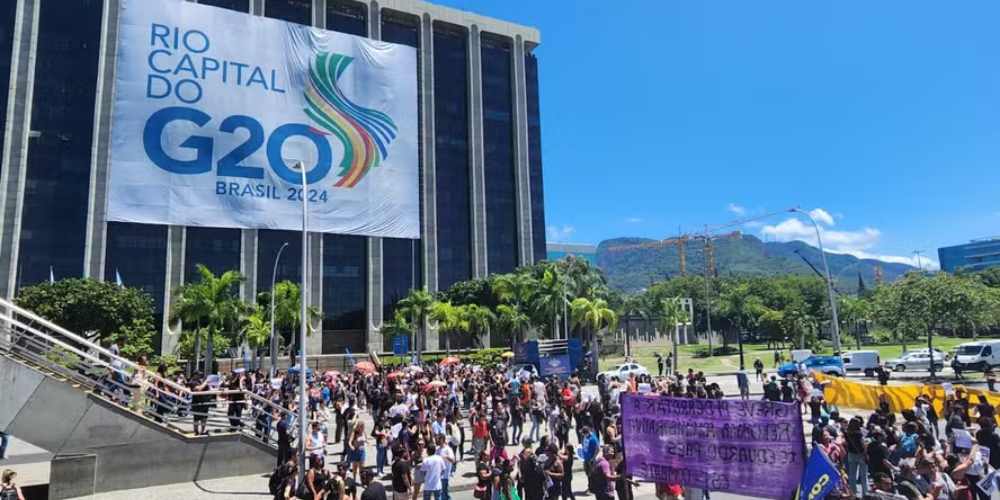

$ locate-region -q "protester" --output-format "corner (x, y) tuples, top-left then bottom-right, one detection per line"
(0, 470), (24, 500)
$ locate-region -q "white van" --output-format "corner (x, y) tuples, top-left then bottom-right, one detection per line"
(954, 340), (1000, 371)
(842, 350), (880, 377)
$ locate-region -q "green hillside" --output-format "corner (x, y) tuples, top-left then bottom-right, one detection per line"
(596, 234), (914, 292)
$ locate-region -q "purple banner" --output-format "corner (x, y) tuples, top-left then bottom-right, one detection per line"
(620, 394), (805, 499)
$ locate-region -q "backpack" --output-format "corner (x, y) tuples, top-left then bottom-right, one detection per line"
(1, 486), (17, 500)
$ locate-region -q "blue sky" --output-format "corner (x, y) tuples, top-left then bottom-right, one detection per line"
(435, 1), (1000, 268)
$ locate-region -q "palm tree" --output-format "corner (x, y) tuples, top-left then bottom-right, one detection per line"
(429, 301), (469, 354)
(496, 303), (531, 349)
(398, 289), (434, 355)
(269, 280), (322, 358)
(718, 282), (760, 369)
(461, 304), (496, 348)
(171, 278), (211, 373)
(532, 266), (569, 339)
(619, 295), (649, 354)
(241, 306), (270, 371)
(171, 265), (243, 373)
(380, 310), (413, 352)
(570, 297), (618, 374)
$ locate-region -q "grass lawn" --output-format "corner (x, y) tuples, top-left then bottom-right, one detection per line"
(598, 336), (991, 375)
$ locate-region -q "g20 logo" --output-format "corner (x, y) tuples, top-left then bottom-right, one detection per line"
(142, 106), (333, 185)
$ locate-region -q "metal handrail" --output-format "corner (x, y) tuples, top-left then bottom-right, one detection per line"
(0, 299), (296, 448)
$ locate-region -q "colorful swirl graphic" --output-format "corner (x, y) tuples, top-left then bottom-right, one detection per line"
(303, 52), (398, 188)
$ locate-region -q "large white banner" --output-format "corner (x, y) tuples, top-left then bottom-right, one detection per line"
(108, 0), (419, 238)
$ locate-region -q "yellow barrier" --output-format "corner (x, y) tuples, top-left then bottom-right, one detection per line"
(813, 373), (1000, 416)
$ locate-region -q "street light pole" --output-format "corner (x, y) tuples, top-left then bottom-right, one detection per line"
(293, 161), (309, 483)
(269, 242), (289, 377)
(790, 208), (841, 354)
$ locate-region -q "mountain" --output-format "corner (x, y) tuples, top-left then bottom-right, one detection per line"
(595, 234), (915, 292)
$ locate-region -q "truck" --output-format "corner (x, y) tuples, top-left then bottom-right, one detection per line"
(953, 340), (1000, 371)
(842, 350), (881, 377)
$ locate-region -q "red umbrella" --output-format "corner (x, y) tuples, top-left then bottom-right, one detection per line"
(386, 371), (405, 380)
(423, 380), (447, 393)
(354, 361), (376, 374)
(439, 356), (461, 366)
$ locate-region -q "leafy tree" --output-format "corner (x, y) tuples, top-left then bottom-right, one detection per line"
(241, 306), (271, 370)
(17, 278), (156, 360)
(268, 280), (322, 355)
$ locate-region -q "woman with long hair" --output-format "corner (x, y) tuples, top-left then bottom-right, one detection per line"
(1, 470), (25, 500)
(349, 420), (368, 481)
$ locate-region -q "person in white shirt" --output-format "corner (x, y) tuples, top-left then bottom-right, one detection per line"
(533, 379), (546, 405)
(435, 435), (456, 500)
(420, 444), (448, 500)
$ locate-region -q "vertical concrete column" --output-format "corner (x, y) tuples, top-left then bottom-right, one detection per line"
(511, 36), (533, 266)
(240, 230), (258, 304)
(0, 0), (39, 298)
(161, 225), (184, 354)
(419, 13), (438, 294)
(252, 0), (265, 16)
(467, 25), (488, 278)
(364, 1), (383, 353)
(314, 0), (327, 28)
(83, 0), (121, 281)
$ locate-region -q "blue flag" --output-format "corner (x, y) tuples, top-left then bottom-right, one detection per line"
(798, 447), (840, 500)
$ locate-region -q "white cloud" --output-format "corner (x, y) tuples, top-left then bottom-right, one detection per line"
(546, 224), (576, 242)
(727, 203), (746, 216)
(625, 217), (643, 224)
(808, 208), (835, 226)
(760, 214), (938, 270)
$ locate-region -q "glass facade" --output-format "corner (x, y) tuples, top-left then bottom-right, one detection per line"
(185, 227), (242, 281)
(0, 0), (16, 171)
(17, 0), (102, 287)
(327, 1), (367, 36)
(257, 230), (302, 294)
(104, 222), (167, 351)
(434, 26), (472, 290)
(198, 0), (250, 13)
(322, 234), (366, 353)
(525, 52), (546, 263)
(481, 36), (518, 274)
(265, 0), (311, 25)
(381, 14), (421, 317)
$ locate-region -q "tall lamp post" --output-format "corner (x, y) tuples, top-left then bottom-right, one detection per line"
(292, 161), (309, 482)
(269, 242), (289, 377)
(789, 208), (841, 354)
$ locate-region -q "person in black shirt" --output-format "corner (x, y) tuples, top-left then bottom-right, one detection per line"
(360, 469), (387, 500)
(391, 447), (412, 500)
(976, 418), (1000, 471)
(866, 429), (892, 477)
(780, 380), (794, 403)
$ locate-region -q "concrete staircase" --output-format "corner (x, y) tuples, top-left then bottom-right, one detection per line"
(0, 298), (287, 499)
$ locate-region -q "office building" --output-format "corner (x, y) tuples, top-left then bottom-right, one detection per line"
(0, 0), (546, 354)
(938, 238), (1000, 273)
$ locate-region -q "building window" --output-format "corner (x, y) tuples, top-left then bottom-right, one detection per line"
(265, 0), (311, 25)
(18, 0), (102, 287)
(381, 13), (421, 316)
(0, 0), (16, 174)
(525, 51), (546, 264)
(322, 234), (366, 353)
(328, 1), (367, 36)
(185, 227), (242, 282)
(104, 222), (167, 353)
(434, 25), (472, 290)
(257, 230), (302, 294)
(481, 35), (518, 275)
(198, 0), (250, 13)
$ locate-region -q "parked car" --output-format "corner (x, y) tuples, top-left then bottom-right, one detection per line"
(777, 355), (845, 377)
(842, 350), (881, 377)
(953, 340), (1000, 371)
(887, 351), (945, 372)
(600, 362), (649, 381)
